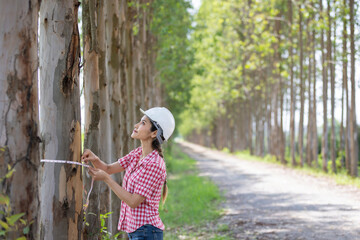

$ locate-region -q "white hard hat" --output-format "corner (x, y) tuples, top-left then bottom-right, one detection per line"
(140, 107), (175, 144)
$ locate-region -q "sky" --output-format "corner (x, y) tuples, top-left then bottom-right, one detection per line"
(190, 0), (202, 15)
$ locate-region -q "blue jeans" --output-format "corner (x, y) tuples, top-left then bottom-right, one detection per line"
(128, 224), (163, 240)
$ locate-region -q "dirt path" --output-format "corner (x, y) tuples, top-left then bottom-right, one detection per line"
(178, 141), (360, 240)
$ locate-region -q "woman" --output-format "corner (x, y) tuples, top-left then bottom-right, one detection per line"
(81, 107), (175, 240)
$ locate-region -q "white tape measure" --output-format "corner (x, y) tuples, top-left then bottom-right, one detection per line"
(41, 159), (90, 168)
(40, 159), (94, 211)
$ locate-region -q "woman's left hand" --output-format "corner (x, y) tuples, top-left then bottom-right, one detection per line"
(88, 167), (109, 181)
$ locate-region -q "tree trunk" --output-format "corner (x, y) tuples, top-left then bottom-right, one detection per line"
(320, 0), (328, 172)
(328, 0), (336, 173)
(342, 0), (350, 173)
(125, 2), (137, 150)
(248, 101), (254, 155)
(39, 1), (83, 239)
(312, 28), (318, 168)
(349, 0), (358, 177)
(82, 0), (102, 237)
(0, 1), (39, 238)
(339, 0), (346, 168)
(298, 4), (305, 167)
(288, 0), (296, 166)
(105, 0), (122, 231)
(96, 0), (112, 222)
(306, 22), (313, 166)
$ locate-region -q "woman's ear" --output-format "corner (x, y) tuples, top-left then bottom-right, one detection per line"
(150, 130), (157, 139)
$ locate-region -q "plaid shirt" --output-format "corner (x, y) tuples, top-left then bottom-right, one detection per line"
(117, 147), (166, 233)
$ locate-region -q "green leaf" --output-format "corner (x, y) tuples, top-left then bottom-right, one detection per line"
(23, 226), (30, 235)
(0, 220), (9, 230)
(5, 168), (15, 179)
(0, 194), (9, 205)
(0, 230), (6, 236)
(16, 237), (27, 240)
(7, 213), (25, 226)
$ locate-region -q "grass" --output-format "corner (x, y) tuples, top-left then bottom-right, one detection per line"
(233, 150), (360, 189)
(160, 145), (233, 240)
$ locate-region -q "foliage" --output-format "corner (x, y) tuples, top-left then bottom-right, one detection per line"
(83, 211), (121, 240)
(179, 0), (288, 136)
(150, 0), (194, 133)
(179, 0), (359, 177)
(0, 165), (32, 239)
(99, 212), (121, 240)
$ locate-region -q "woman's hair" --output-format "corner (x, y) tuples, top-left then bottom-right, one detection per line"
(150, 121), (168, 204)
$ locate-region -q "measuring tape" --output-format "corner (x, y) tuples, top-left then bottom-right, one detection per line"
(40, 159), (94, 211)
(41, 159), (90, 168)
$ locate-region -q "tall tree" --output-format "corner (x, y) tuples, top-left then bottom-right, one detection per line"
(328, 0), (336, 173)
(298, 2), (305, 167)
(311, 20), (318, 167)
(39, 1), (83, 239)
(82, 0), (102, 236)
(341, 0), (351, 173)
(288, 0), (296, 166)
(0, 1), (40, 238)
(306, 15), (313, 166)
(105, 0), (122, 231)
(320, 0), (328, 172)
(349, 0), (358, 177)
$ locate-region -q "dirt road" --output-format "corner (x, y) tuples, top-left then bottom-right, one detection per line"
(179, 141), (360, 240)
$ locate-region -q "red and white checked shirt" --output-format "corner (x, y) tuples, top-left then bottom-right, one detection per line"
(117, 147), (166, 233)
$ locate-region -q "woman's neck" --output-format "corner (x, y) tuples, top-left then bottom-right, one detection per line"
(141, 140), (154, 158)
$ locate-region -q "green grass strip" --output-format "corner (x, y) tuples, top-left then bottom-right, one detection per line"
(233, 150), (360, 189)
(160, 145), (225, 239)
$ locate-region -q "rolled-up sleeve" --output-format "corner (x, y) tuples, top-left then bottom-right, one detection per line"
(118, 147), (141, 169)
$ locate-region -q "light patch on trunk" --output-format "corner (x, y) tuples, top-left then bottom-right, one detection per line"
(59, 166), (66, 201)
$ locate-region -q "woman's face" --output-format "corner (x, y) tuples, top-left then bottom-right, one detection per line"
(131, 116), (157, 141)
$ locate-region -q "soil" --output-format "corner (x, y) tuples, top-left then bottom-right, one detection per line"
(178, 141), (360, 240)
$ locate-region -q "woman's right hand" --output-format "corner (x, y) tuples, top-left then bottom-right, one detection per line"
(81, 149), (100, 168)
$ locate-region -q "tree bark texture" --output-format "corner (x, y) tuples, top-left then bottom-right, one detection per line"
(0, 1), (40, 238)
(328, 0), (336, 173)
(349, 0), (358, 177)
(288, 0), (296, 166)
(320, 0), (328, 172)
(298, 5), (305, 167)
(312, 28), (318, 168)
(82, 0), (102, 237)
(39, 1), (83, 239)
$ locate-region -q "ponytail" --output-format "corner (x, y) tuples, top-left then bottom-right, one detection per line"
(151, 123), (168, 204)
(152, 138), (168, 204)
(162, 180), (168, 205)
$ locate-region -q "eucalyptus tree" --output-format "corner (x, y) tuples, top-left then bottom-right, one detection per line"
(82, 0), (103, 236)
(38, 0), (83, 239)
(298, 1), (305, 167)
(0, 1), (39, 238)
(349, 0), (358, 177)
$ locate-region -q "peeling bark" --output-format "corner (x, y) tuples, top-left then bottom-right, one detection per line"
(39, 0), (83, 239)
(0, 1), (40, 238)
(82, 0), (101, 237)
